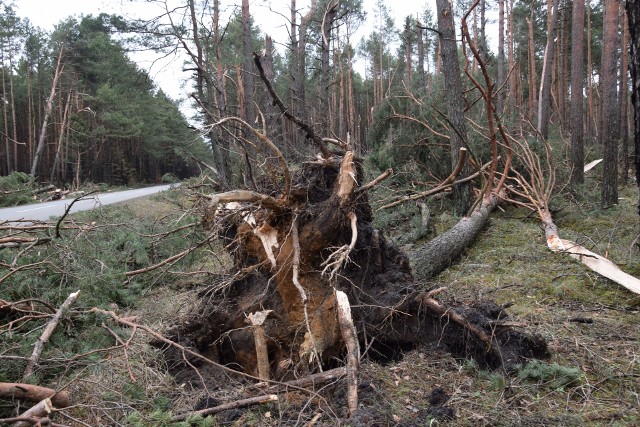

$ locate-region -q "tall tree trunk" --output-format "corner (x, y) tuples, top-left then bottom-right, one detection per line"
(538, 0), (561, 139)
(336, 29), (345, 139)
(601, 0), (621, 207)
(242, 0), (255, 128)
(404, 16), (412, 85)
(417, 19), (426, 92)
(570, 0), (586, 188)
(479, 0), (487, 64)
(9, 48), (18, 171)
(507, 0), (516, 102)
(31, 46), (64, 179)
(262, 36), (278, 141)
(435, 0), (473, 215)
(50, 92), (72, 184)
(527, 13), (538, 122)
(496, 0), (505, 114)
(587, 1), (596, 139)
(1, 50), (9, 174)
(296, 1), (317, 126)
(27, 67), (34, 171)
(190, 0), (229, 187)
(289, 0), (298, 146)
(320, 1), (338, 136)
(345, 21), (356, 148)
(627, 0), (640, 216)
(620, 6), (630, 181)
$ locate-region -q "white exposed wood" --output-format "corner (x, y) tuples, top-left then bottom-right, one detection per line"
(254, 222), (279, 268)
(583, 158), (603, 173)
(559, 239), (640, 295)
(15, 398), (52, 427)
(335, 290), (359, 417)
(247, 310), (273, 381)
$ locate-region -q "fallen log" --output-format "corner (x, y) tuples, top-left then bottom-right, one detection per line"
(265, 367), (347, 392)
(0, 383), (70, 408)
(412, 192), (502, 280)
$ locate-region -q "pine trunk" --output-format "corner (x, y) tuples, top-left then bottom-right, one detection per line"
(627, 0), (640, 215)
(496, 0), (505, 114)
(601, 0), (620, 207)
(241, 0), (254, 128)
(620, 6), (630, 181)
(570, 0), (586, 188)
(538, 0), (561, 139)
(527, 13), (537, 121)
(435, 0), (473, 215)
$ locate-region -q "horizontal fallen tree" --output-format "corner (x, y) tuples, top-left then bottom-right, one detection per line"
(0, 383), (70, 408)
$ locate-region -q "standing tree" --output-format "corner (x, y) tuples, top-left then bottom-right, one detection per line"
(435, 0), (473, 215)
(601, 0), (620, 207)
(241, 0), (255, 128)
(496, 0), (505, 114)
(537, 0), (560, 139)
(627, 0), (640, 215)
(570, 0), (586, 188)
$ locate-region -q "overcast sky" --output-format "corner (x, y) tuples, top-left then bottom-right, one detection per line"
(15, 0), (436, 107)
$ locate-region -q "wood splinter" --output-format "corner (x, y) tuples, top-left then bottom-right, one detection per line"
(15, 398), (52, 427)
(335, 290), (359, 417)
(246, 310), (273, 381)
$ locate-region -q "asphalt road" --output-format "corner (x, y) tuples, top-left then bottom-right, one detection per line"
(0, 184), (174, 223)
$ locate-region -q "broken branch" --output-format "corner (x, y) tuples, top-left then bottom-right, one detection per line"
(171, 394), (278, 422)
(23, 290), (81, 380)
(0, 383), (70, 408)
(253, 52), (332, 159)
(356, 168), (393, 194)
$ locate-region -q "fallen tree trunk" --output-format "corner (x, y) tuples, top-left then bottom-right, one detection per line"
(171, 394), (278, 422)
(0, 383), (70, 408)
(412, 193), (502, 280)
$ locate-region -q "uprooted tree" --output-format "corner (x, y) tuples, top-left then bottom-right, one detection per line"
(159, 50), (550, 417)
